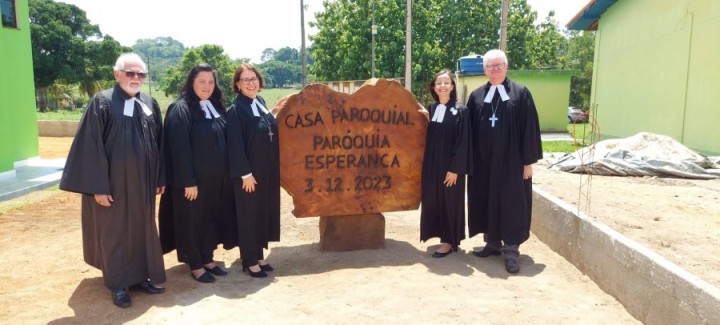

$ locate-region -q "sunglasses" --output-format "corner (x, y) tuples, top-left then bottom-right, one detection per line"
(123, 71), (147, 79)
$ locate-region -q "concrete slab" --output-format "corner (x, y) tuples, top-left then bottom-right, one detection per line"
(0, 158), (65, 202)
(532, 187), (720, 324)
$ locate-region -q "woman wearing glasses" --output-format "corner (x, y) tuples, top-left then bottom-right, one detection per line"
(159, 63), (236, 283)
(420, 69), (472, 258)
(226, 64), (280, 278)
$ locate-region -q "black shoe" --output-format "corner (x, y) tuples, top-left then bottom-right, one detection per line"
(472, 246), (502, 258)
(431, 249), (452, 258)
(259, 263), (274, 272)
(242, 265), (268, 278)
(111, 288), (131, 308)
(204, 265), (228, 276)
(504, 257), (520, 274)
(192, 271), (216, 283)
(129, 280), (165, 294)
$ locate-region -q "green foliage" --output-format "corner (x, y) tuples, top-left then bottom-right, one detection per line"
(132, 37), (187, 88)
(257, 60), (302, 88)
(308, 0), (594, 107)
(29, 0), (125, 111)
(162, 45), (237, 103)
(309, 0), (544, 102)
(564, 30), (595, 109)
(29, 0), (99, 88)
(275, 47), (301, 64)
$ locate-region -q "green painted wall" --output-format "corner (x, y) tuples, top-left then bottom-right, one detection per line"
(0, 0), (38, 173)
(591, 0), (720, 155)
(456, 70), (577, 132)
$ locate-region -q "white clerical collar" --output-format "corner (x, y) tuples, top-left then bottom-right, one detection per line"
(430, 103), (457, 123)
(199, 100), (221, 119)
(123, 97), (153, 117)
(483, 84), (510, 103)
(251, 98), (269, 117)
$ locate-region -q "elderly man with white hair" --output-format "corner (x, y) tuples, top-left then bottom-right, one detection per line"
(60, 53), (166, 307)
(466, 49), (543, 274)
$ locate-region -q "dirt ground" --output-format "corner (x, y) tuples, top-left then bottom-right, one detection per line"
(0, 137), (717, 323)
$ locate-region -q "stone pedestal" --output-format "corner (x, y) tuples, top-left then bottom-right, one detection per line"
(319, 214), (385, 251)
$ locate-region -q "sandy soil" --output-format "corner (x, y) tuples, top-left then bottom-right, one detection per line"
(2, 136), (716, 323)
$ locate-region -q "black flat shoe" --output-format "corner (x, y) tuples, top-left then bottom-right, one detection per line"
(192, 271), (216, 283)
(259, 263), (274, 272)
(504, 257), (520, 274)
(472, 246), (502, 258)
(242, 265), (268, 278)
(111, 288), (131, 308)
(431, 250), (452, 258)
(204, 265), (228, 276)
(129, 280), (165, 294)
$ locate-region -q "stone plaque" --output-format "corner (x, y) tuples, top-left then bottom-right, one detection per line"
(276, 79), (428, 217)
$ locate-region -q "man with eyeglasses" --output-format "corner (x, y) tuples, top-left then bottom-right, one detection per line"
(466, 49), (543, 274)
(60, 53), (166, 307)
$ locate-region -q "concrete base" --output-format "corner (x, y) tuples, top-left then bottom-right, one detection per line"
(319, 214), (385, 251)
(532, 187), (720, 324)
(37, 120), (78, 137)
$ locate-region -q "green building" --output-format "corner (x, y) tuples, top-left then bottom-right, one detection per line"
(568, 0), (720, 155)
(456, 70), (578, 132)
(0, 0), (38, 177)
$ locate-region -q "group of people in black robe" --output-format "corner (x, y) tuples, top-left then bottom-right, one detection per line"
(61, 54), (280, 308)
(420, 49), (543, 275)
(60, 48), (541, 309)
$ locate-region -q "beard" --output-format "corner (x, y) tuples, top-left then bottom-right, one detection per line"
(119, 82), (142, 96)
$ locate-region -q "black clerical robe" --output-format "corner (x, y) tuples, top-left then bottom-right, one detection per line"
(226, 94), (280, 264)
(59, 84), (166, 290)
(466, 79), (543, 245)
(420, 100), (472, 246)
(158, 98), (237, 268)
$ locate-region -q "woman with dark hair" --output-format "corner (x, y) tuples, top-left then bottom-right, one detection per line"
(226, 63), (280, 278)
(159, 63), (236, 283)
(420, 69), (472, 258)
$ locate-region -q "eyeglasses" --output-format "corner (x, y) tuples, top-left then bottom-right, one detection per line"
(239, 77), (259, 85)
(123, 71), (147, 79)
(434, 81), (452, 87)
(485, 63), (506, 70)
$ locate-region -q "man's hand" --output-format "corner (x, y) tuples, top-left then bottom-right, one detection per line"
(523, 165), (533, 180)
(443, 172), (458, 187)
(185, 186), (198, 201)
(242, 176), (257, 193)
(94, 194), (114, 207)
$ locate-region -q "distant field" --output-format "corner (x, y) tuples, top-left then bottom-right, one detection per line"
(37, 87), (298, 121)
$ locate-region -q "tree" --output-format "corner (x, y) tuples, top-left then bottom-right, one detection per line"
(309, 0), (542, 102)
(564, 30), (595, 110)
(261, 48), (276, 62)
(162, 45), (236, 102)
(29, 0), (109, 111)
(257, 60), (301, 88)
(78, 35), (131, 99)
(274, 47), (301, 64)
(132, 37), (187, 88)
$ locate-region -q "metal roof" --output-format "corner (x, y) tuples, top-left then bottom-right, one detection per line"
(566, 0), (618, 30)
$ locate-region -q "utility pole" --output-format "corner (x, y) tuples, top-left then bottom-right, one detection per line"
(500, 0), (508, 51)
(404, 0), (411, 90)
(371, 0), (376, 78)
(301, 0), (307, 86)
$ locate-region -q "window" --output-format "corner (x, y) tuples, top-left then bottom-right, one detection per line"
(1, 0), (17, 28)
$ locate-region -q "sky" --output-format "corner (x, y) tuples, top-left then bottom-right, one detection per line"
(58, 0), (589, 64)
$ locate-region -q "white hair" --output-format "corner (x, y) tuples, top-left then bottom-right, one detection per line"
(483, 49), (508, 67)
(114, 53), (147, 71)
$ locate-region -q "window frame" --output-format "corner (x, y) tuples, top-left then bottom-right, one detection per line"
(1, 0), (18, 29)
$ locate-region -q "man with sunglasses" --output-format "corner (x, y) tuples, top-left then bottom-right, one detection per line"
(60, 53), (166, 308)
(466, 49), (543, 274)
